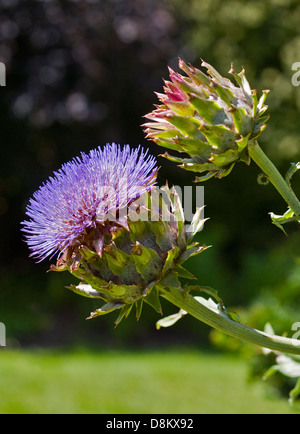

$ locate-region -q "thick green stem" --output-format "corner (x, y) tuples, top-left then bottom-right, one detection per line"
(248, 141), (300, 217)
(161, 287), (300, 355)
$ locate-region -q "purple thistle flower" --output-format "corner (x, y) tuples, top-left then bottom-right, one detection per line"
(22, 143), (157, 262)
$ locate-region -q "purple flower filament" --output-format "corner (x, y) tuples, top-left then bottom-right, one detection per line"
(22, 143), (157, 262)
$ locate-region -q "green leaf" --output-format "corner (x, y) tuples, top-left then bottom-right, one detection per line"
(128, 218), (147, 241)
(215, 162), (235, 179)
(179, 243), (209, 264)
(105, 282), (128, 297)
(155, 137), (187, 153)
(150, 220), (173, 252)
(174, 137), (217, 159)
(202, 60), (233, 89)
(238, 68), (252, 98)
(180, 160), (221, 173)
(189, 95), (226, 125)
(165, 100), (195, 117)
(105, 244), (131, 274)
(199, 124), (239, 152)
(256, 114), (270, 125)
(166, 114), (202, 137)
(79, 246), (99, 260)
(114, 304), (133, 326)
(269, 208), (297, 234)
(251, 89), (258, 116)
(173, 265), (196, 280)
(156, 309), (187, 330)
(162, 246), (181, 276)
(67, 283), (104, 299)
(209, 148), (239, 167)
(211, 81), (236, 107)
(238, 145), (251, 165)
(149, 128), (183, 140)
(236, 134), (251, 153)
(229, 106), (253, 136)
(87, 302), (124, 319)
(143, 287), (162, 314)
(132, 242), (164, 282)
(101, 282), (143, 303)
(263, 365), (278, 381)
(194, 171), (217, 182)
(179, 59), (211, 87)
(159, 272), (181, 290)
(252, 121), (268, 137)
(159, 152), (187, 164)
(135, 299), (144, 320)
(172, 73), (207, 97)
(256, 89), (269, 116)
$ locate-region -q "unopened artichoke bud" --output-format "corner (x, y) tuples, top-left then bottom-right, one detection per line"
(143, 59), (269, 181)
(21, 143), (206, 324)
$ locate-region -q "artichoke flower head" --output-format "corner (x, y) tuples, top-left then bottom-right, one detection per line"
(144, 59), (269, 181)
(22, 143), (207, 324)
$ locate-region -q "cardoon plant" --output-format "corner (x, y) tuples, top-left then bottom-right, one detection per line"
(144, 58), (269, 181)
(144, 59), (300, 230)
(22, 143), (300, 355)
(21, 143), (207, 322)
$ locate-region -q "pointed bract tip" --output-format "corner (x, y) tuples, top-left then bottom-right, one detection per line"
(229, 63), (235, 75)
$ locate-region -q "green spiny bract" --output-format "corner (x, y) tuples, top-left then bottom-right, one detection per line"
(52, 188), (207, 325)
(143, 59), (269, 182)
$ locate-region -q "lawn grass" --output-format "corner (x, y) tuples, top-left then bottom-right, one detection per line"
(0, 348), (298, 414)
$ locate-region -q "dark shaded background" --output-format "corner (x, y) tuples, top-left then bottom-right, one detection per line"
(1, 0), (300, 349)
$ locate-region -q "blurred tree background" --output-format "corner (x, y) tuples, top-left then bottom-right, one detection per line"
(1, 0), (300, 349)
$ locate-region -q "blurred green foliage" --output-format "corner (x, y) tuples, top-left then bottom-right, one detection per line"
(0, 349), (298, 414)
(0, 0), (300, 348)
